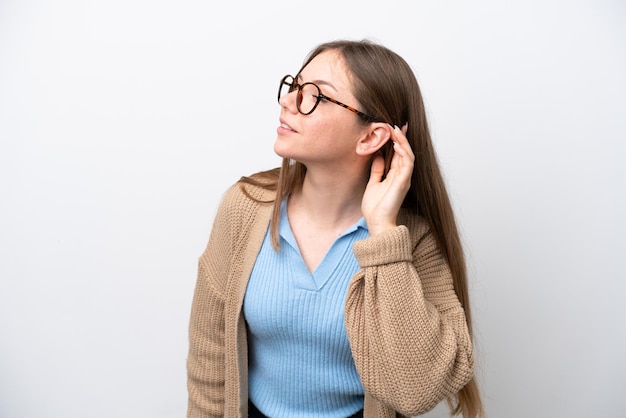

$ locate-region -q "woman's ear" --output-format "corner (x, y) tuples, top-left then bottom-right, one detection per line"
(355, 123), (393, 156)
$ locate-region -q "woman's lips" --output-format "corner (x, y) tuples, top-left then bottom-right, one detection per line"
(278, 120), (297, 134)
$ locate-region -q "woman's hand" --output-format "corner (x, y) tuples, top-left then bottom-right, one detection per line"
(361, 124), (414, 236)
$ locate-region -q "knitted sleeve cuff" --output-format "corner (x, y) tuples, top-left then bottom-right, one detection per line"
(353, 225), (413, 267)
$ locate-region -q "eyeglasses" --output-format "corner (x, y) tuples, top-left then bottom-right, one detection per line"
(278, 74), (377, 122)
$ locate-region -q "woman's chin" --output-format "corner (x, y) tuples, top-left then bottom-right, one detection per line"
(273, 140), (293, 159)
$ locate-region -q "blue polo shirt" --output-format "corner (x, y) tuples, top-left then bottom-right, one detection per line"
(243, 200), (369, 418)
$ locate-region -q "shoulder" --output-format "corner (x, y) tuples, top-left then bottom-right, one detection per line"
(235, 167), (280, 202)
(216, 168), (278, 220)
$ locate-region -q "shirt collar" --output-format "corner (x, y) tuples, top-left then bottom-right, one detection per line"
(278, 198), (368, 244)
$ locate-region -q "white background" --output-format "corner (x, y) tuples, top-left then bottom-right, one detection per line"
(1, 0), (624, 417)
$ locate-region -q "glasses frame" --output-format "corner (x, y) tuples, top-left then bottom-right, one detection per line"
(278, 74), (377, 122)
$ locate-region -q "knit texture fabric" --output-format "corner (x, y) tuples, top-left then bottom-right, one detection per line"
(187, 174), (475, 418)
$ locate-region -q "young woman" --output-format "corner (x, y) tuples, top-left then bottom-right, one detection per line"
(187, 39), (484, 418)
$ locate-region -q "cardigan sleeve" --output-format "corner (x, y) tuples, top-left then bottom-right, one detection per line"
(186, 188), (238, 418)
(345, 221), (475, 416)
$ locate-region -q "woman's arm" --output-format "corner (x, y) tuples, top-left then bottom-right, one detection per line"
(345, 221), (474, 416)
(186, 189), (237, 418)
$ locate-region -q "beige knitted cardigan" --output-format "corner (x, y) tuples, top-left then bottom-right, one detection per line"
(187, 178), (475, 417)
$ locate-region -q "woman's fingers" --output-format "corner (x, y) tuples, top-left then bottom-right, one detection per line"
(388, 124), (414, 173)
(362, 124), (414, 235)
(368, 154), (386, 184)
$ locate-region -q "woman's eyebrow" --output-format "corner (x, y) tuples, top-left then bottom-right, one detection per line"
(314, 79), (337, 92)
(297, 74), (338, 92)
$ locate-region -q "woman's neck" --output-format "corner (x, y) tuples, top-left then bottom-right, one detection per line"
(288, 167), (367, 231)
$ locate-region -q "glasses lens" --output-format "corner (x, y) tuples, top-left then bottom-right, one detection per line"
(297, 83), (320, 114)
(277, 76), (321, 115)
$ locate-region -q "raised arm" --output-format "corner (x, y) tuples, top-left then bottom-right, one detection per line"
(344, 220), (474, 416)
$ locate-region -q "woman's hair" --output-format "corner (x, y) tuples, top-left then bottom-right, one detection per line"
(240, 39), (484, 418)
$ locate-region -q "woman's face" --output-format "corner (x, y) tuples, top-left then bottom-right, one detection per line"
(274, 50), (369, 168)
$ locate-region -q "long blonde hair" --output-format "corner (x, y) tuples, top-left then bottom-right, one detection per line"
(240, 39), (484, 418)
